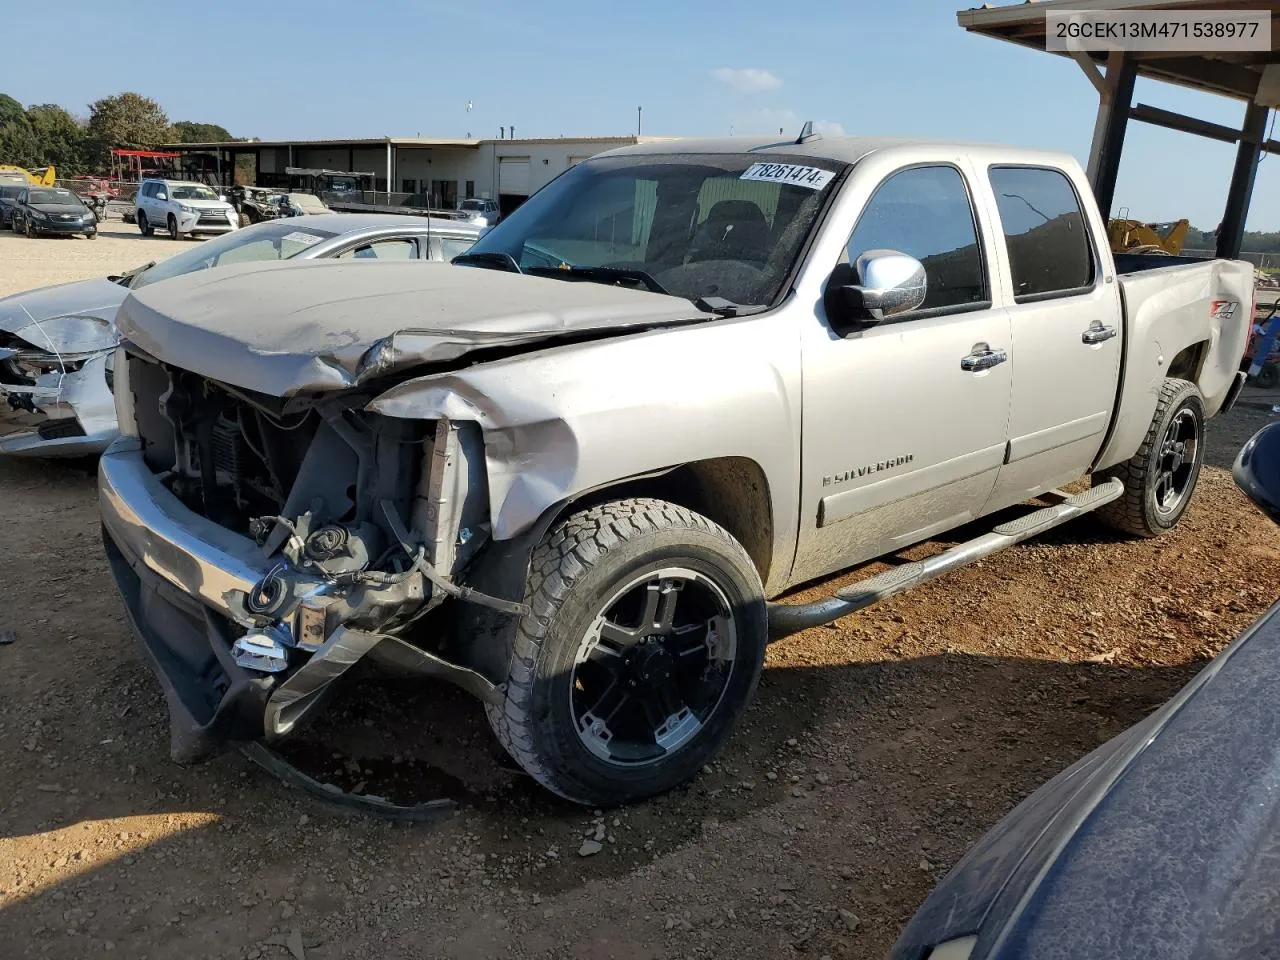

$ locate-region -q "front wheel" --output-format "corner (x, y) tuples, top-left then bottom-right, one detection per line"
(1094, 377), (1206, 537)
(486, 498), (767, 807)
(167, 214), (182, 240)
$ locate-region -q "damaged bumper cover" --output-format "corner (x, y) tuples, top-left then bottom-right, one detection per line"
(99, 437), (501, 763)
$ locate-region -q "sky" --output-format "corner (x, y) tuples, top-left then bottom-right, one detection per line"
(3, 0), (1277, 231)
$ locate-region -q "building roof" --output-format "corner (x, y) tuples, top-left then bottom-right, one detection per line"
(957, 0), (1280, 101)
(160, 135), (674, 151)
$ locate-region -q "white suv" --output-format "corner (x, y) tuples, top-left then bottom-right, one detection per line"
(458, 197), (501, 227)
(135, 179), (238, 240)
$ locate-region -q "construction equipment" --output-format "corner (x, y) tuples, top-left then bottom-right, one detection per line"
(1107, 213), (1190, 256)
(0, 164), (57, 187)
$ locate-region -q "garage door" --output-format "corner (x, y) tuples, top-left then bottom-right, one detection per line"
(498, 157), (531, 196)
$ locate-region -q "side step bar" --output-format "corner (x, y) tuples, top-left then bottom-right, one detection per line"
(767, 478), (1125, 640)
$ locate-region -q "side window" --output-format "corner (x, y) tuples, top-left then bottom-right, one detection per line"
(988, 166), (1094, 300)
(337, 238), (418, 260)
(435, 236), (476, 260)
(845, 165), (987, 313)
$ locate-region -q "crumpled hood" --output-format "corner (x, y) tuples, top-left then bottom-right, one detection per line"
(0, 277), (126, 352)
(116, 258), (712, 397)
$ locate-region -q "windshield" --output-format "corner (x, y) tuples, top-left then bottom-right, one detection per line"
(169, 183), (219, 201)
(130, 221), (340, 289)
(28, 188), (82, 206)
(463, 153), (844, 306)
(460, 199), (486, 211)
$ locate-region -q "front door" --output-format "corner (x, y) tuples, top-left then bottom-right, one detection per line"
(980, 165), (1123, 511)
(791, 162), (1014, 586)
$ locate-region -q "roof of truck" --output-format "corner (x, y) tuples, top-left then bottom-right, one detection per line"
(593, 134), (1076, 168)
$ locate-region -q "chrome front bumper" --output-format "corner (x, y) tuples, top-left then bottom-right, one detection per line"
(99, 437), (331, 761)
(99, 437), (292, 621)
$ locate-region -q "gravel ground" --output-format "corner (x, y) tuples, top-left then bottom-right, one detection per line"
(1, 222), (1279, 960)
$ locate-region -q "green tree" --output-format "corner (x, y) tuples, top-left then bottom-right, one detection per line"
(87, 92), (170, 157)
(0, 120), (38, 168)
(0, 93), (26, 129)
(170, 121), (234, 143)
(25, 104), (89, 173)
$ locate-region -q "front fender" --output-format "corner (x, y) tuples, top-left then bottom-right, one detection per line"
(366, 317), (802, 578)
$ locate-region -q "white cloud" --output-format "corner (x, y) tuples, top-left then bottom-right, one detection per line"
(711, 67), (783, 94)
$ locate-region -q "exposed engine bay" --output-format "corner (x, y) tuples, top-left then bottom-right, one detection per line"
(0, 326), (117, 454)
(121, 347), (518, 685)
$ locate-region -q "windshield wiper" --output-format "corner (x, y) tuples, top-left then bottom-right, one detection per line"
(526, 265), (671, 296)
(452, 251), (523, 274)
(109, 260), (156, 287)
(694, 296), (767, 318)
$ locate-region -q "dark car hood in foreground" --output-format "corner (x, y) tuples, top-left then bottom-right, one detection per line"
(893, 597), (1280, 960)
(116, 259), (713, 397)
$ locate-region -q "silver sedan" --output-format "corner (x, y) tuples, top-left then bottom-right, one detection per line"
(0, 214), (482, 457)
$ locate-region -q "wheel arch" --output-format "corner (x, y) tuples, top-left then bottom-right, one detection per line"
(447, 457), (776, 686)
(1167, 339), (1208, 383)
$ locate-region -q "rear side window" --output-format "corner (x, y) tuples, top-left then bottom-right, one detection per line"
(844, 164), (987, 313)
(988, 166), (1094, 300)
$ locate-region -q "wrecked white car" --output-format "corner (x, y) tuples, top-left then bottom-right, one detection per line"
(100, 135), (1250, 807)
(0, 214), (481, 456)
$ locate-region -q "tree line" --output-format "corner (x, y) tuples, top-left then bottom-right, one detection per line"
(0, 90), (245, 177)
(5, 89), (1280, 250)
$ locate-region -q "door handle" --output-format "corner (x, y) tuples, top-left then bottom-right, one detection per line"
(1082, 321), (1117, 344)
(961, 343), (1008, 372)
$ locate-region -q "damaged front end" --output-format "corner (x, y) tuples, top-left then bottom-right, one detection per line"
(0, 314), (119, 456)
(100, 346), (523, 764)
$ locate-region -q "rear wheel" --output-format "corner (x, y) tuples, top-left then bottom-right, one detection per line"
(1256, 362), (1280, 390)
(1094, 377), (1206, 537)
(486, 498), (767, 807)
(137, 210), (153, 236)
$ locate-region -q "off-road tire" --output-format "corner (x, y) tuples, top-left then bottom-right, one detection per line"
(485, 498), (767, 807)
(239, 210), (252, 228)
(167, 214), (181, 240)
(137, 210), (153, 236)
(1094, 377), (1206, 537)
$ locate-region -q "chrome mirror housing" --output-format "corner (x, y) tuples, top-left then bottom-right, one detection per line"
(849, 249), (927, 321)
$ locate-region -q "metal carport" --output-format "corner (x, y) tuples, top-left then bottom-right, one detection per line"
(958, 0), (1280, 259)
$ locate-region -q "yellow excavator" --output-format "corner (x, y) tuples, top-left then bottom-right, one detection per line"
(1107, 213), (1190, 256)
(0, 164), (57, 187)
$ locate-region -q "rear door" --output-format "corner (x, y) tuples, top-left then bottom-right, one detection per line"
(979, 165), (1123, 511)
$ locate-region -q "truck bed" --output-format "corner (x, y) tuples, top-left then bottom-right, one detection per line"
(1093, 255), (1254, 472)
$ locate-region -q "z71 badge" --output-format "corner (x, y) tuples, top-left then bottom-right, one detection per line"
(1211, 300), (1239, 321)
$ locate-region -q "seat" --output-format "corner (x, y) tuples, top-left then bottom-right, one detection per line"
(687, 199), (771, 263)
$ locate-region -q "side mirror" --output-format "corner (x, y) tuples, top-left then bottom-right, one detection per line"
(1233, 421), (1280, 525)
(156, 192), (167, 201)
(825, 249), (927, 329)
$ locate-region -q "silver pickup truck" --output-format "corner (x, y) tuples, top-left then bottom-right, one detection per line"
(98, 134), (1252, 807)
